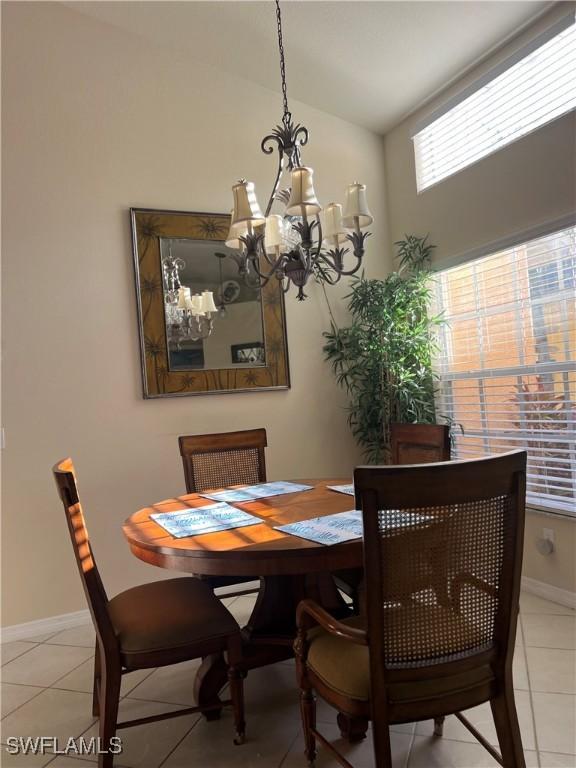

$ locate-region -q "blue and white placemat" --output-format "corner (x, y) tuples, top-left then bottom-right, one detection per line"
(275, 510), (363, 546)
(200, 481), (313, 504)
(326, 484), (355, 496)
(150, 502), (262, 539)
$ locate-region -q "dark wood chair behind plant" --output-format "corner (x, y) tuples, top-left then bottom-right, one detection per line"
(179, 428), (267, 598)
(335, 423), (451, 611)
(390, 422), (451, 464)
(53, 458), (246, 768)
(296, 451), (527, 768)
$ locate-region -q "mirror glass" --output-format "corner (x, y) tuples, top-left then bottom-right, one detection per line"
(159, 238), (266, 371)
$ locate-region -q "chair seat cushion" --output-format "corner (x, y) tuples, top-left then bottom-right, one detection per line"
(108, 577), (238, 656)
(307, 604), (489, 701)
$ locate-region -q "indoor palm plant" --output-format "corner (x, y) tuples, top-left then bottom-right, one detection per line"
(323, 235), (442, 463)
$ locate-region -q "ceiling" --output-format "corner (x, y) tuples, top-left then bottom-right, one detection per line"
(68, 1), (551, 133)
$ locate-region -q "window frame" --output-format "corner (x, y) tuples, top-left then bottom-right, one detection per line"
(432, 219), (576, 518)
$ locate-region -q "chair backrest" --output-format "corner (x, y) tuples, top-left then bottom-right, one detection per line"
(53, 459), (115, 649)
(179, 429), (268, 493)
(354, 451), (526, 677)
(390, 423), (451, 465)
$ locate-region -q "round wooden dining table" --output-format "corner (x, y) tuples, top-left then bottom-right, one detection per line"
(123, 479), (363, 724)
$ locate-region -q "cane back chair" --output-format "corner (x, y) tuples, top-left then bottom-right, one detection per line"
(390, 422), (451, 465)
(335, 423), (452, 612)
(54, 459), (245, 768)
(296, 451), (527, 768)
(179, 429), (267, 598)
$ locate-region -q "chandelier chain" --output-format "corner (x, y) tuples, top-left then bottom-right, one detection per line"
(275, 0), (290, 123)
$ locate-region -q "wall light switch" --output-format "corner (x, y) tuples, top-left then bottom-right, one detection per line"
(0, 428), (4, 449)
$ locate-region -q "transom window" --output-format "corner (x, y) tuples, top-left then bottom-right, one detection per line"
(413, 15), (576, 192)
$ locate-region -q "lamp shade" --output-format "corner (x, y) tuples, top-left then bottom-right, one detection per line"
(177, 286), (191, 309)
(322, 203), (348, 245)
(189, 294), (204, 317)
(286, 167), (321, 217)
(231, 180), (265, 226)
(341, 183), (373, 229)
(225, 216), (249, 250)
(264, 215), (284, 253)
(201, 291), (217, 314)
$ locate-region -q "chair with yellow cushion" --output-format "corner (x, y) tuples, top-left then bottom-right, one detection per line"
(296, 451), (527, 768)
(53, 458), (246, 768)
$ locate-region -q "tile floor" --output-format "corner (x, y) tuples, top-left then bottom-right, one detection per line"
(1, 591), (574, 768)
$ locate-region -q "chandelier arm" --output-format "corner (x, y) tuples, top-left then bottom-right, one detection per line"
(333, 257), (364, 278)
(248, 252), (284, 284)
(313, 214), (324, 258)
(264, 149), (285, 217)
(315, 259), (341, 286)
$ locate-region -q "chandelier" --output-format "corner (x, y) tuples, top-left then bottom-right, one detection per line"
(162, 241), (218, 346)
(224, 0), (373, 301)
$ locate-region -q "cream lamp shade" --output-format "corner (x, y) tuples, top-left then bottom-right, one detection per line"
(188, 294), (204, 316)
(341, 183), (373, 229)
(201, 291), (218, 314)
(225, 216), (249, 250)
(264, 215), (284, 253)
(231, 180), (265, 226)
(177, 286), (191, 309)
(322, 203), (348, 246)
(286, 167), (321, 218)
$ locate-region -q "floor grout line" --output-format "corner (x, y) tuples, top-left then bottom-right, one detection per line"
(519, 613), (542, 768)
(156, 713), (204, 768)
(404, 725), (417, 768)
(1, 642), (41, 668)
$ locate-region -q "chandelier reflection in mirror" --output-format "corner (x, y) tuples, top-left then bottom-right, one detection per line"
(225, 0), (373, 301)
(162, 240), (218, 346)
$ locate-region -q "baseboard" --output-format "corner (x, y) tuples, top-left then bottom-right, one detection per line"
(5, 578), (568, 643)
(1, 581), (260, 644)
(1, 609), (90, 644)
(521, 576), (576, 609)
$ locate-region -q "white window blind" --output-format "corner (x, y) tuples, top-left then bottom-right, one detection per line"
(413, 15), (576, 192)
(433, 226), (576, 516)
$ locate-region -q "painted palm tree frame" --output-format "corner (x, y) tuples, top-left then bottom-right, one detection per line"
(130, 208), (290, 398)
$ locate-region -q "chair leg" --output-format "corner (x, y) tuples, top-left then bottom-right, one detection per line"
(433, 716), (445, 736)
(300, 687), (317, 768)
(372, 720), (393, 768)
(228, 666), (246, 745)
(491, 691), (526, 768)
(92, 640), (101, 717)
(98, 660), (122, 768)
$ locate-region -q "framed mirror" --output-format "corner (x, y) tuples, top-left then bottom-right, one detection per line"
(130, 208), (290, 397)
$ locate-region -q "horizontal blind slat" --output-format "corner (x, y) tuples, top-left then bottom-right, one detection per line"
(414, 23), (576, 190)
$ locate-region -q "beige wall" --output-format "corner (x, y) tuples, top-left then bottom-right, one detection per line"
(384, 5), (576, 267)
(1, 2), (391, 626)
(383, 5), (576, 594)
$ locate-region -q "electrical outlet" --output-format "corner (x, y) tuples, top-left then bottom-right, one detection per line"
(536, 527), (555, 556)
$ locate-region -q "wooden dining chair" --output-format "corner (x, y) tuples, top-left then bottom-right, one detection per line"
(53, 458), (246, 768)
(179, 428), (267, 598)
(390, 422), (451, 464)
(335, 423), (452, 611)
(296, 451), (527, 768)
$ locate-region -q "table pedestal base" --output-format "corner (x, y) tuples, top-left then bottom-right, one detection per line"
(195, 572), (359, 735)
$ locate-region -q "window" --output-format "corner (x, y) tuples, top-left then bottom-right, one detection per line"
(413, 15), (576, 192)
(433, 226), (576, 516)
